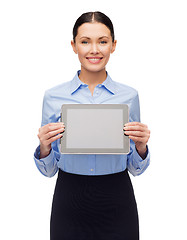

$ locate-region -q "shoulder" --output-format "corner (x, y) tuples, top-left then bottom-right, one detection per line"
(41, 80), (72, 124)
(112, 79), (139, 98)
(113, 81), (140, 121)
(44, 80), (71, 100)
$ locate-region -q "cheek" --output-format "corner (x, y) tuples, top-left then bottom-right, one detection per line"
(101, 46), (112, 56)
(77, 46), (89, 57)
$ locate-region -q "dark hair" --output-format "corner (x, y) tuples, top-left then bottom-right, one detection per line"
(73, 11), (115, 43)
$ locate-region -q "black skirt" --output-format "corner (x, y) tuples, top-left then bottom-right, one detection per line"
(50, 169), (139, 240)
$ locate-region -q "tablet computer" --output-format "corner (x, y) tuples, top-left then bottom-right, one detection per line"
(60, 104), (129, 154)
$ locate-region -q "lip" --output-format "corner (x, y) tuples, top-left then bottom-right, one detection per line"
(86, 57), (103, 64)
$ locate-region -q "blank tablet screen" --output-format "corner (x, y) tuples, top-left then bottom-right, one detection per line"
(61, 104), (129, 154)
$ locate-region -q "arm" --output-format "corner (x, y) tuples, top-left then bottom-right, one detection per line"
(124, 122), (150, 159)
(124, 92), (151, 176)
(34, 145), (58, 177)
(126, 139), (150, 176)
(33, 92), (65, 177)
(34, 122), (65, 177)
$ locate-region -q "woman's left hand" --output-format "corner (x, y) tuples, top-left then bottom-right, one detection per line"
(123, 122), (150, 159)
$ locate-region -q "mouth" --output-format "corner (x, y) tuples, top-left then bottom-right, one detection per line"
(86, 57), (103, 64)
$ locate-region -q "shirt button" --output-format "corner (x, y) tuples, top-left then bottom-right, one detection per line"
(90, 169), (94, 171)
(98, 85), (102, 88)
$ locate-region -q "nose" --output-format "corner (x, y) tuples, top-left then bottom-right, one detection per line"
(90, 43), (99, 54)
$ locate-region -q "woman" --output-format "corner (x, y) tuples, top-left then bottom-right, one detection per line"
(34, 11), (150, 240)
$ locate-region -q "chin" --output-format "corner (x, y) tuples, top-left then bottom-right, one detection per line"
(81, 65), (106, 73)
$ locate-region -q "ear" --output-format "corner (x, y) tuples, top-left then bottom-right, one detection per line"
(71, 40), (78, 54)
(111, 40), (117, 54)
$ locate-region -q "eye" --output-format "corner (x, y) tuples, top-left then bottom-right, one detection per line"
(81, 41), (88, 44)
(100, 41), (107, 44)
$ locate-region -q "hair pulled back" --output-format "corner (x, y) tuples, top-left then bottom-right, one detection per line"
(73, 11), (115, 43)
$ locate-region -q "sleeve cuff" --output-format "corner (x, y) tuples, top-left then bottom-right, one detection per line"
(133, 145), (150, 162)
(131, 145), (150, 175)
(34, 145), (54, 165)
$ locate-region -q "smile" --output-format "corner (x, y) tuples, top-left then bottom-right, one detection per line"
(86, 57), (103, 64)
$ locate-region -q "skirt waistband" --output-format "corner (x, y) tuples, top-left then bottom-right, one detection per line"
(57, 168), (131, 189)
(58, 168), (128, 179)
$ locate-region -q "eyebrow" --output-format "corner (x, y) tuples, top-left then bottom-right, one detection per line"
(80, 36), (109, 40)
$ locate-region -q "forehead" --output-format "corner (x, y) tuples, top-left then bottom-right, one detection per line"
(77, 22), (111, 39)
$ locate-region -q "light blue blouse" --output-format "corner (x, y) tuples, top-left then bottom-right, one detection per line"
(34, 70), (150, 177)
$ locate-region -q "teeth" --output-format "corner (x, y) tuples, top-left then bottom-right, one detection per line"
(88, 58), (102, 62)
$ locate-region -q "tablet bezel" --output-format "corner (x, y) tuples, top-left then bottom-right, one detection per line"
(60, 104), (129, 154)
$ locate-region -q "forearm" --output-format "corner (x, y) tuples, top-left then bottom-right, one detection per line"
(34, 145), (59, 177)
(136, 145), (148, 160)
(127, 141), (150, 176)
(39, 144), (51, 159)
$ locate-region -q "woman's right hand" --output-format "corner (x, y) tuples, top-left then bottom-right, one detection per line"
(37, 122), (65, 159)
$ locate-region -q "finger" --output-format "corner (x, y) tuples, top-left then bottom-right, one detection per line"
(43, 133), (63, 146)
(38, 126), (65, 142)
(39, 122), (65, 135)
(124, 125), (148, 133)
(128, 136), (148, 144)
(124, 130), (146, 137)
(44, 127), (65, 140)
(125, 122), (147, 128)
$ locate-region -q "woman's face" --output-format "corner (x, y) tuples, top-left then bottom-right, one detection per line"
(71, 22), (117, 73)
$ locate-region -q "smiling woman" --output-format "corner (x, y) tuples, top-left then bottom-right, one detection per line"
(34, 11), (150, 240)
(71, 21), (117, 92)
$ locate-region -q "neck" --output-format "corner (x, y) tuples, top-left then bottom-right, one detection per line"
(79, 67), (107, 86)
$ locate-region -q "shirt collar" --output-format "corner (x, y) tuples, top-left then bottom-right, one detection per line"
(70, 70), (117, 95)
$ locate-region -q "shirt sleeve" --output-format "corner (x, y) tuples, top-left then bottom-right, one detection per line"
(34, 146), (59, 177)
(127, 140), (150, 176)
(33, 91), (60, 177)
(126, 91), (150, 176)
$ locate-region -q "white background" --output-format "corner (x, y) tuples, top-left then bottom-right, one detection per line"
(0, 0), (187, 239)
